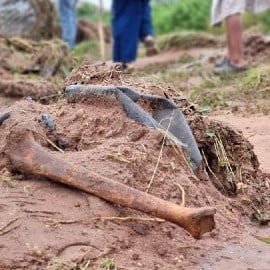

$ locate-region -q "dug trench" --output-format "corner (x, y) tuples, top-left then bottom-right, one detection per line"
(0, 64), (269, 269)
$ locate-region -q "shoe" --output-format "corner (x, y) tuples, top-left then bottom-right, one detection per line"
(213, 59), (247, 74)
(121, 63), (135, 73)
(214, 58), (228, 68)
(144, 36), (159, 56)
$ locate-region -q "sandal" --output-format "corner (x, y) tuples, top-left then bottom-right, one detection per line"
(214, 58), (228, 68)
(214, 59), (247, 74)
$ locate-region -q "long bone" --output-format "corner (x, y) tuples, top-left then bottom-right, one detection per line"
(6, 132), (216, 239)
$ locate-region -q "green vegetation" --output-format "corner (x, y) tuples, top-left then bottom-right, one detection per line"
(256, 10), (270, 32)
(189, 67), (270, 114)
(157, 31), (220, 51)
(152, 0), (211, 34)
(100, 258), (119, 270)
(76, 2), (111, 24)
(72, 40), (100, 62)
(76, 0), (270, 36)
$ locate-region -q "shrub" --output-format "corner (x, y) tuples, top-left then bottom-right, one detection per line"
(152, 0), (211, 35)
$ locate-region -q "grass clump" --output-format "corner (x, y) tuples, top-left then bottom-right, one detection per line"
(236, 66), (270, 97)
(72, 41), (100, 63)
(185, 66), (270, 114)
(157, 31), (221, 52)
(100, 258), (119, 270)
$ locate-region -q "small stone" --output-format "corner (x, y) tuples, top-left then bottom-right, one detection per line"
(132, 253), (140, 261)
(75, 109), (86, 119)
(74, 201), (81, 207)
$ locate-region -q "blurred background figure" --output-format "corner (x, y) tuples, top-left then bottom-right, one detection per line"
(112, 0), (158, 71)
(212, 0), (270, 73)
(58, 0), (78, 49)
(140, 2), (159, 56)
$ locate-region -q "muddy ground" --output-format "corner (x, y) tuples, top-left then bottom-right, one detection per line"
(0, 33), (270, 270)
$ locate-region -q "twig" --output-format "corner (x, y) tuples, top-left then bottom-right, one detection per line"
(57, 242), (92, 256)
(0, 217), (20, 232)
(175, 183), (185, 207)
(106, 153), (131, 163)
(46, 219), (80, 227)
(251, 201), (263, 220)
(146, 113), (174, 192)
(0, 224), (21, 236)
(213, 133), (235, 183)
(81, 260), (91, 270)
(93, 216), (165, 223)
(170, 140), (194, 174)
(41, 135), (64, 153)
(201, 149), (226, 193)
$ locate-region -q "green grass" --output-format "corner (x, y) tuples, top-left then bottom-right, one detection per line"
(157, 31), (222, 52)
(72, 41), (101, 63)
(100, 258), (119, 270)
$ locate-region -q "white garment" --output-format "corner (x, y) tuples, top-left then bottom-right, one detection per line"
(211, 0), (270, 25)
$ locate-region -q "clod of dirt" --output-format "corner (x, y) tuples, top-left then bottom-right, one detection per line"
(0, 36), (75, 78)
(244, 33), (270, 58)
(64, 61), (123, 87)
(0, 79), (56, 99)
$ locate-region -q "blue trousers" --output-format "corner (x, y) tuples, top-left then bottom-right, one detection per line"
(112, 0), (154, 63)
(58, 0), (77, 49)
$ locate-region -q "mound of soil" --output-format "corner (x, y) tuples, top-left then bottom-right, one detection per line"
(77, 19), (111, 44)
(244, 33), (270, 59)
(0, 79), (56, 100)
(0, 67), (268, 269)
(0, 37), (74, 78)
(63, 61), (123, 87)
(158, 32), (224, 52)
(173, 99), (270, 220)
(0, 63), (269, 269)
(0, 36), (76, 100)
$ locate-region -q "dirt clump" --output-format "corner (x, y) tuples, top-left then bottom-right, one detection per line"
(0, 37), (74, 78)
(0, 79), (56, 100)
(64, 61), (123, 87)
(0, 36), (76, 100)
(244, 33), (270, 60)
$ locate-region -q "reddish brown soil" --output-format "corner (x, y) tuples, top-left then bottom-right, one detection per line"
(0, 44), (270, 270)
(0, 79), (56, 99)
(0, 97), (269, 270)
(211, 114), (270, 174)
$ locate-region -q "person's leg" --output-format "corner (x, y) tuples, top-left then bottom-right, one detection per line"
(225, 13), (245, 67)
(139, 0), (159, 56)
(112, 0), (141, 65)
(69, 0), (78, 49)
(59, 0), (77, 49)
(139, 0), (153, 40)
